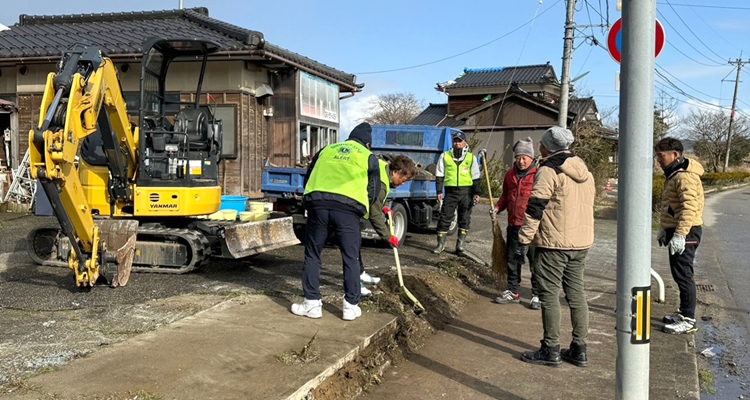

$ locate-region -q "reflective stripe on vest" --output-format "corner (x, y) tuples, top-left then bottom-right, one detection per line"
(443, 151), (474, 187)
(304, 141), (372, 216)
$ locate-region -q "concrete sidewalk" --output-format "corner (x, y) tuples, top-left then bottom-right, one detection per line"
(6, 297), (398, 400)
(363, 219), (700, 399)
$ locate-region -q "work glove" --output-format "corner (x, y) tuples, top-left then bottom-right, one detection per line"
(669, 234), (685, 255)
(383, 206), (392, 218)
(514, 244), (529, 263)
(472, 195), (480, 207)
(437, 193), (443, 203)
(388, 235), (399, 248)
(489, 207), (497, 218)
(657, 228), (667, 247)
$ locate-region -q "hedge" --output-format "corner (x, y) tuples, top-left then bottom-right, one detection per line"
(652, 171), (750, 211)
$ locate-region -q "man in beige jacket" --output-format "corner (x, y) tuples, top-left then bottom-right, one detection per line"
(517, 126), (595, 368)
(655, 137), (704, 335)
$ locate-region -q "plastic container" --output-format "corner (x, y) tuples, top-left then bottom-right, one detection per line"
(247, 201), (266, 212)
(239, 211), (270, 222)
(221, 210), (238, 220)
(220, 196), (248, 213)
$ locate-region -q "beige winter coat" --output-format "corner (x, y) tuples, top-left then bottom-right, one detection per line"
(519, 151), (596, 250)
(660, 157), (704, 236)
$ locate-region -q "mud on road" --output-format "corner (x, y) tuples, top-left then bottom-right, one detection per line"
(0, 210), (500, 397)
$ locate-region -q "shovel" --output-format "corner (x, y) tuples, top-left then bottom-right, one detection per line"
(386, 211), (425, 315)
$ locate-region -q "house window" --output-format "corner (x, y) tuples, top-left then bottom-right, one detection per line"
(299, 123), (337, 164)
(214, 105), (237, 158)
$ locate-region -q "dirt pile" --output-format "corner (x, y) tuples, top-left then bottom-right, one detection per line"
(311, 255), (497, 399)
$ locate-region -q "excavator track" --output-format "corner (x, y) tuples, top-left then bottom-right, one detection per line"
(28, 225), (212, 275)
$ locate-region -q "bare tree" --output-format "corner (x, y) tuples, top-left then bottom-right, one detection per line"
(683, 107), (749, 172)
(361, 92), (425, 125)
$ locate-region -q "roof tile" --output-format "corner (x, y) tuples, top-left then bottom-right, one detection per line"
(446, 64), (558, 89)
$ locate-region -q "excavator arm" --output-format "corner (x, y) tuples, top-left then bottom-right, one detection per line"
(30, 44), (139, 288)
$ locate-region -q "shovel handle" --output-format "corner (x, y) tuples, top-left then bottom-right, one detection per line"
(386, 211), (406, 287)
(481, 153), (494, 205)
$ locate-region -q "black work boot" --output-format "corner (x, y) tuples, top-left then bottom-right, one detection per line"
(561, 342), (588, 367)
(432, 232), (448, 254)
(520, 341), (562, 367)
(455, 229), (468, 254)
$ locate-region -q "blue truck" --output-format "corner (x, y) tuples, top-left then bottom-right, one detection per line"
(262, 124), (466, 245)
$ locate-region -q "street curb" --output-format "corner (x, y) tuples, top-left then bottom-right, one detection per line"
(285, 315), (399, 400)
(703, 181), (750, 195)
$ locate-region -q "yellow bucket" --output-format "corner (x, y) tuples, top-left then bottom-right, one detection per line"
(247, 201), (266, 212)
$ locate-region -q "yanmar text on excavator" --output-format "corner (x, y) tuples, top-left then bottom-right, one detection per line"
(27, 38), (299, 288)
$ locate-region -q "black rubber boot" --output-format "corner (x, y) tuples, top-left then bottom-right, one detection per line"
(455, 229), (468, 254)
(520, 341), (562, 367)
(561, 342), (588, 367)
(432, 232), (448, 254)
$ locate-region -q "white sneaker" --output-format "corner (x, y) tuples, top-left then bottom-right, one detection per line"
(291, 299), (322, 319)
(663, 317), (697, 334)
(360, 271), (381, 285)
(343, 299), (362, 321)
(360, 283), (372, 297)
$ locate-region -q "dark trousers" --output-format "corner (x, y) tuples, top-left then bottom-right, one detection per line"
(506, 226), (538, 295)
(302, 207), (361, 305)
(534, 249), (589, 348)
(437, 187), (473, 232)
(666, 226), (702, 319)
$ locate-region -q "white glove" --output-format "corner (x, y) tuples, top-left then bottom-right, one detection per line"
(657, 229), (667, 246)
(668, 234), (685, 255)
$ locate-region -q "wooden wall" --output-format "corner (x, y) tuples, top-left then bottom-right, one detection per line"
(448, 95), (486, 116)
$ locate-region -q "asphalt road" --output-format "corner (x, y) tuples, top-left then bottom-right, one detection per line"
(698, 185), (750, 398)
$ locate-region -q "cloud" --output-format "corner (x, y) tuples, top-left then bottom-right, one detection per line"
(339, 94), (376, 140)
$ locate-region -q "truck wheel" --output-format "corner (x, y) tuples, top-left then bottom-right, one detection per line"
(391, 203), (408, 246)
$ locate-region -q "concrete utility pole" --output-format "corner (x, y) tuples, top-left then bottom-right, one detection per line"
(557, 0), (577, 127)
(616, 0), (656, 398)
(179, 0), (184, 10)
(725, 55), (748, 172)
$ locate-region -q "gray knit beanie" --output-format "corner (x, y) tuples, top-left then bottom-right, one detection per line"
(541, 126), (574, 153)
(513, 137), (534, 158)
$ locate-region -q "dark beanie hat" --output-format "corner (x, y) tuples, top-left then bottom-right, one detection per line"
(348, 123), (373, 146)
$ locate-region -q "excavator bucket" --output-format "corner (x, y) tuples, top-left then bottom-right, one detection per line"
(95, 219), (139, 287)
(222, 216), (300, 259)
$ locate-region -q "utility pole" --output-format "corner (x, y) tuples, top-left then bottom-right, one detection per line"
(616, 0), (655, 398)
(557, 0), (577, 127)
(179, 0), (184, 9)
(725, 54), (747, 172)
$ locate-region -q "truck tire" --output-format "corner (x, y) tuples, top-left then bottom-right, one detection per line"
(391, 203), (408, 246)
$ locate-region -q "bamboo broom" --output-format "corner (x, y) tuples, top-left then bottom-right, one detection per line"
(481, 152), (508, 289)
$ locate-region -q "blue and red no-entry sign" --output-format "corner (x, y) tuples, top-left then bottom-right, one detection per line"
(607, 18), (666, 64)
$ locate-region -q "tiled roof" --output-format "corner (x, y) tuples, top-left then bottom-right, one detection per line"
(569, 97), (594, 117)
(0, 8), (360, 90)
(410, 103), (462, 127)
(444, 64), (558, 89)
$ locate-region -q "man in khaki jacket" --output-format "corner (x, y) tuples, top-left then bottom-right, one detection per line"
(655, 137), (704, 335)
(517, 126), (595, 368)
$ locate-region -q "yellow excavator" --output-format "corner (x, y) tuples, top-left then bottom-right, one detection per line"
(28, 38), (299, 288)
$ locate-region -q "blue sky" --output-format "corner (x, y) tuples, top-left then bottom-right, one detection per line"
(4, 0), (750, 135)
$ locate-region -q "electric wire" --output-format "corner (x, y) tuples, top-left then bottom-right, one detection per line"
(353, 0), (562, 75)
(656, 10), (726, 66)
(663, 0), (728, 61)
(666, 3), (750, 11)
(681, 0), (742, 51)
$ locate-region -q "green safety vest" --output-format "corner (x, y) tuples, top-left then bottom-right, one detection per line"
(443, 151), (474, 187)
(304, 140), (372, 216)
(378, 159), (391, 200)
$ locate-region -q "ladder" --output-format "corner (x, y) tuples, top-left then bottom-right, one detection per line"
(3, 149), (37, 205)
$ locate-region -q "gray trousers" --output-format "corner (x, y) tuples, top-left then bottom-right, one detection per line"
(534, 248), (589, 348)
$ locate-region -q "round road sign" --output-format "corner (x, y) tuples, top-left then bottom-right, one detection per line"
(607, 18), (665, 64)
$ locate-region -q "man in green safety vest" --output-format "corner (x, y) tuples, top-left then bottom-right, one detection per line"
(432, 130), (481, 255)
(359, 155), (417, 296)
(291, 123), (380, 322)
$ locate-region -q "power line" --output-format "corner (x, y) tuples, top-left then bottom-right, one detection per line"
(353, 0), (562, 75)
(666, 2), (750, 11)
(663, 0), (728, 61)
(681, 0), (742, 51)
(656, 64), (722, 99)
(656, 10), (726, 66)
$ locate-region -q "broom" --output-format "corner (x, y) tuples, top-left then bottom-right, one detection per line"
(481, 151), (508, 289)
